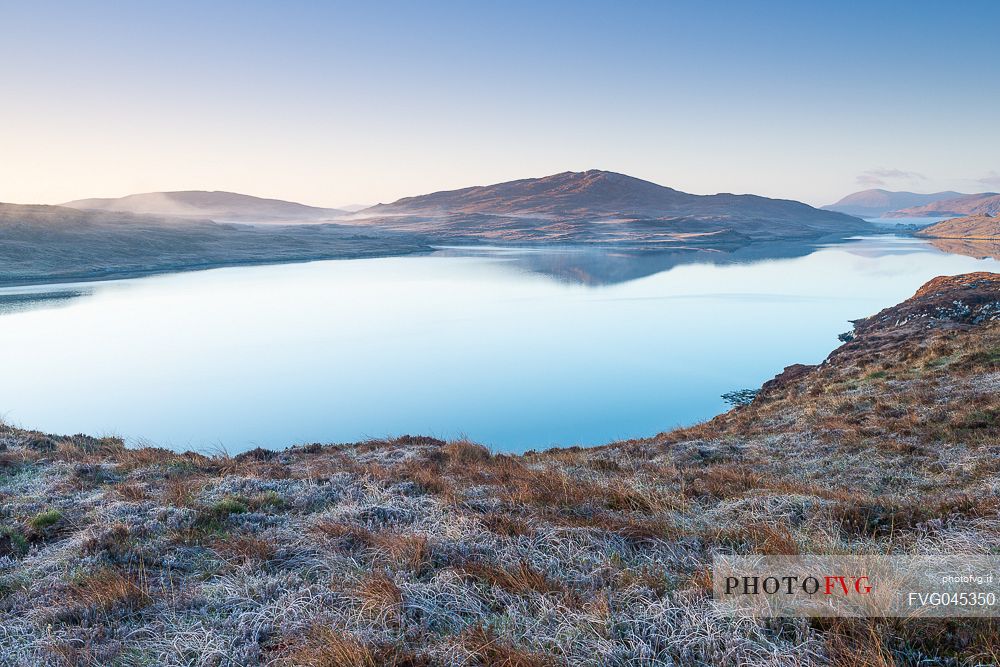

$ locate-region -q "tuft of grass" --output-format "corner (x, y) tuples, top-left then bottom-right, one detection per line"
(112, 481), (148, 501)
(278, 626), (428, 667)
(64, 566), (151, 616)
(209, 496), (249, 517)
(0, 525), (29, 557)
(457, 559), (564, 596)
(163, 477), (204, 507)
(29, 509), (63, 531)
(212, 533), (277, 565)
(440, 439), (492, 464)
(246, 490), (285, 510)
(462, 626), (556, 667)
(480, 513), (533, 537)
(81, 523), (133, 561)
(356, 572), (403, 623)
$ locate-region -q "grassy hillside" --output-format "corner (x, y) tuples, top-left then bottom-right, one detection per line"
(0, 273), (997, 665)
(355, 170), (872, 245)
(887, 194), (1000, 219)
(917, 214), (1000, 240)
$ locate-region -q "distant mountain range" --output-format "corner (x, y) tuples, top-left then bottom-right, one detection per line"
(62, 191), (347, 223)
(2, 170), (876, 286)
(822, 189), (964, 217)
(885, 192), (1000, 218)
(356, 170), (870, 243)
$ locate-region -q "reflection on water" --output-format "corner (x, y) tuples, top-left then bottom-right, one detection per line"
(925, 237), (1000, 261)
(0, 289), (89, 315)
(432, 240), (836, 286)
(0, 236), (996, 453)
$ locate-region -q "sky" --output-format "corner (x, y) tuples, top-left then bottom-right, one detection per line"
(2, 0), (998, 209)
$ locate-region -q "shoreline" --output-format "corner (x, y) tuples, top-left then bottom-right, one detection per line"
(0, 246), (435, 291)
(0, 231), (907, 291)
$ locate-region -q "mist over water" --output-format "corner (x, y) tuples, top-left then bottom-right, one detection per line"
(1, 236), (996, 453)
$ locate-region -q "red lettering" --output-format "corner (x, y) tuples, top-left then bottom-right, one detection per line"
(824, 576), (849, 595)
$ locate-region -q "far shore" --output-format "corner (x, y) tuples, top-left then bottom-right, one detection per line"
(0, 231), (912, 291)
(0, 246), (436, 290)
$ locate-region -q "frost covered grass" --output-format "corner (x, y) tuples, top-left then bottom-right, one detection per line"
(1, 414), (997, 665)
(0, 429), (840, 666)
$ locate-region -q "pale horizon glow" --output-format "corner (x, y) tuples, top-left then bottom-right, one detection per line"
(2, 1), (998, 209)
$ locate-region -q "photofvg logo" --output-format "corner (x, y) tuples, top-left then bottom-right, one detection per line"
(724, 573), (871, 597)
(713, 555), (1000, 618)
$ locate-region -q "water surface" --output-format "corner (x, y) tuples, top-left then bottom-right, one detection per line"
(1, 236), (996, 453)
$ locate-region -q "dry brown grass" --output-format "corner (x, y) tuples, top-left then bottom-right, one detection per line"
(115, 446), (208, 472)
(372, 533), (431, 573)
(212, 533), (277, 564)
(112, 481), (148, 501)
(499, 465), (678, 514)
(734, 522), (800, 555)
(480, 512), (533, 537)
(63, 566), (151, 615)
(438, 439), (492, 464)
(318, 522), (434, 573)
(823, 620), (894, 667)
(461, 626), (556, 667)
(162, 476), (205, 508)
(457, 559), (564, 596)
(356, 572), (403, 622)
(405, 463), (454, 497)
(687, 465), (763, 499)
(277, 626), (430, 667)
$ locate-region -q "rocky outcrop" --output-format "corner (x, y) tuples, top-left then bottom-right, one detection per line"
(748, 272), (1000, 403)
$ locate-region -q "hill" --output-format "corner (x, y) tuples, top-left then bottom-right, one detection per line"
(885, 192), (1000, 218)
(916, 214), (1000, 240)
(0, 272), (997, 664)
(62, 191), (346, 224)
(355, 170), (872, 244)
(821, 188), (963, 217)
(0, 203), (426, 286)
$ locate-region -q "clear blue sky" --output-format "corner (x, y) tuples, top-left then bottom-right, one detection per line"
(2, 0), (998, 207)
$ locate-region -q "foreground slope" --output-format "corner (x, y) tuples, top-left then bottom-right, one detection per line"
(0, 203), (427, 286)
(62, 191), (346, 223)
(356, 170), (872, 244)
(0, 273), (997, 665)
(822, 188), (964, 217)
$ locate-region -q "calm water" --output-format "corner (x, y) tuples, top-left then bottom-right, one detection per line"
(1, 236), (997, 453)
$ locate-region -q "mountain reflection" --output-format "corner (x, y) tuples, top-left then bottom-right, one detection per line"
(432, 241), (835, 286)
(925, 237), (1000, 262)
(0, 290), (88, 315)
